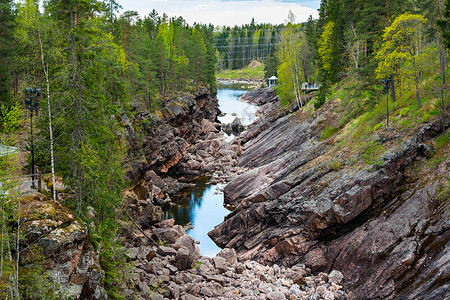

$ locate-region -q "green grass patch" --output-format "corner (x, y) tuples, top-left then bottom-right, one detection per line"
(217, 63), (265, 81)
(326, 158), (343, 171)
(357, 140), (385, 165)
(321, 125), (339, 140)
(436, 131), (450, 149)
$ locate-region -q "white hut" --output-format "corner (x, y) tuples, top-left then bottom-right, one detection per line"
(268, 75), (278, 87)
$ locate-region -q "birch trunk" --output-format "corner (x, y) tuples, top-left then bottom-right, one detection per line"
(38, 29), (56, 200)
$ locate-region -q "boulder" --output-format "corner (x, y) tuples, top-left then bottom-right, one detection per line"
(19, 192), (106, 299)
(231, 117), (245, 132)
(328, 270), (343, 284)
(217, 248), (238, 264)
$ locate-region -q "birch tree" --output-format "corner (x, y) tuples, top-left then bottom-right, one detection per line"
(375, 13), (431, 108)
(277, 24), (305, 108)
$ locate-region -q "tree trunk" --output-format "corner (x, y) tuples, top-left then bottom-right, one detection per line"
(302, 59), (308, 83)
(415, 83), (421, 108)
(38, 29), (57, 200)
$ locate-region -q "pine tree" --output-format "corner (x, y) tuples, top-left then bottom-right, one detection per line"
(0, 0), (15, 107)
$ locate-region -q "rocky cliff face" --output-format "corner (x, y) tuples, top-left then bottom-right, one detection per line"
(19, 192), (106, 299)
(209, 89), (450, 299)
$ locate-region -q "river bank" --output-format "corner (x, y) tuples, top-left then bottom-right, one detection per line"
(209, 87), (450, 299)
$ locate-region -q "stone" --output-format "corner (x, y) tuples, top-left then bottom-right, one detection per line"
(230, 289), (240, 295)
(308, 293), (320, 300)
(175, 246), (193, 270)
(181, 295), (202, 300)
(157, 246), (177, 256)
(149, 292), (164, 300)
(293, 274), (305, 285)
(289, 284), (300, 297)
(267, 291), (287, 300)
(152, 227), (183, 245)
(316, 286), (327, 297)
(213, 256), (228, 273)
(328, 270), (343, 285)
(239, 87), (279, 106)
(217, 248), (238, 264)
(324, 290), (335, 300)
(19, 192), (106, 300)
(200, 286), (214, 297)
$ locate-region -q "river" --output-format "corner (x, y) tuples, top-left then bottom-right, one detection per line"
(162, 83), (258, 257)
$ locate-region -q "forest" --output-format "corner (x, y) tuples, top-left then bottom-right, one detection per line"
(0, 0), (217, 297)
(0, 0), (449, 298)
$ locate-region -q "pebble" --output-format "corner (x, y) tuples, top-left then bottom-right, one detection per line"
(124, 222), (350, 300)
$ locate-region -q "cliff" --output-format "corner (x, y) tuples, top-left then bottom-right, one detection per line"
(209, 88), (450, 299)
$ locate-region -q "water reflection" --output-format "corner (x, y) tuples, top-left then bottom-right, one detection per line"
(163, 177), (231, 257)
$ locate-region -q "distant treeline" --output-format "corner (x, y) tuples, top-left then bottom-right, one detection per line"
(213, 19), (285, 71)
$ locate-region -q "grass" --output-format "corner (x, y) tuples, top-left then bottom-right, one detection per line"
(321, 67), (449, 168)
(217, 61), (265, 81)
(320, 125), (339, 140)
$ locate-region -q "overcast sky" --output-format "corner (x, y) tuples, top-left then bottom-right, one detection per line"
(117, 0), (320, 27)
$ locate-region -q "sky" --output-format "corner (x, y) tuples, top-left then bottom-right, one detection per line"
(117, 0), (321, 27)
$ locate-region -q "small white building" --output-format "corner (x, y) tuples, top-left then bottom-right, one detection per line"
(0, 145), (18, 157)
(268, 75), (278, 87)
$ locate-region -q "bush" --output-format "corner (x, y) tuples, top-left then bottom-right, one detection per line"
(314, 82), (330, 109)
(373, 122), (383, 131)
(399, 107), (410, 117)
(0, 103), (21, 133)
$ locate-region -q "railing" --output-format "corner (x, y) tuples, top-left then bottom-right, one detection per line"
(302, 83), (320, 91)
(19, 173), (42, 192)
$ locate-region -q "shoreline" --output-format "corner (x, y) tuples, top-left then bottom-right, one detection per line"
(216, 78), (264, 87)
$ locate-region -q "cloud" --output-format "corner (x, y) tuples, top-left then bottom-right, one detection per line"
(122, 0), (319, 26)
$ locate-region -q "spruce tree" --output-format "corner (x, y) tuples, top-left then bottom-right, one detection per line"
(0, 0), (15, 107)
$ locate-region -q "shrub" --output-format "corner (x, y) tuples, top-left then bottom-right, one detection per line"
(373, 122), (383, 131)
(399, 107), (410, 117)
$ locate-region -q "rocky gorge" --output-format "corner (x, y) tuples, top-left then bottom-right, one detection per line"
(16, 84), (449, 299)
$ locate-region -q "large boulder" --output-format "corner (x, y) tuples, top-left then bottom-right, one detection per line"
(19, 192), (106, 299)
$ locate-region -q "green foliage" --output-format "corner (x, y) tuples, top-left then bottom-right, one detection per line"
(326, 158), (342, 171)
(399, 107), (410, 117)
(373, 122), (383, 131)
(375, 12), (433, 108)
(314, 81), (330, 109)
(0, 103), (21, 134)
(276, 24), (306, 106)
(0, 0), (15, 107)
(436, 131), (450, 149)
(321, 125), (338, 140)
(360, 140), (385, 165)
(318, 21), (335, 76)
(99, 225), (129, 300)
(435, 178), (450, 205)
(19, 259), (64, 299)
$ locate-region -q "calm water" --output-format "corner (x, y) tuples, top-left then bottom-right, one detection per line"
(163, 177), (231, 257)
(163, 85), (258, 256)
(217, 85), (259, 126)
